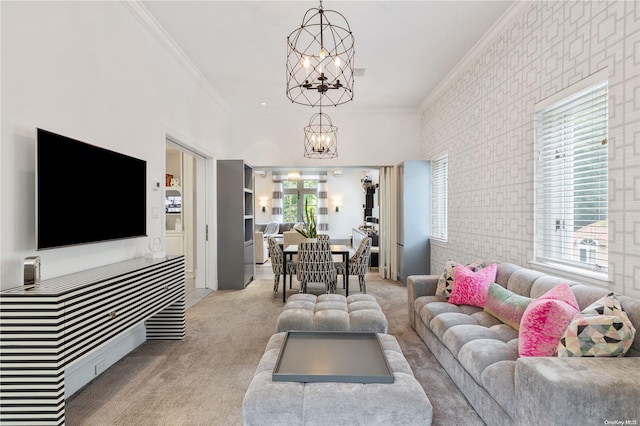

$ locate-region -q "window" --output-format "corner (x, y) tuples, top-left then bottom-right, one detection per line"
(534, 78), (608, 273)
(283, 179), (317, 222)
(431, 155), (448, 240)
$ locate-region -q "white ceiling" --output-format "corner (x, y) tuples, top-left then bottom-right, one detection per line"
(142, 1), (514, 114)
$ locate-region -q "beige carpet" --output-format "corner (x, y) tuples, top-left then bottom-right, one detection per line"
(65, 269), (483, 426)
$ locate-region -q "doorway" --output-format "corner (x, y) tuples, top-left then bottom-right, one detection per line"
(165, 136), (212, 304)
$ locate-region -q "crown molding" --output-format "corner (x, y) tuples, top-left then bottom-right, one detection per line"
(419, 0), (533, 112)
(122, 0), (230, 115)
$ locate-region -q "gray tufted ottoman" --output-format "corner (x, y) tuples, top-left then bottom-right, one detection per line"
(276, 293), (388, 333)
(242, 332), (433, 426)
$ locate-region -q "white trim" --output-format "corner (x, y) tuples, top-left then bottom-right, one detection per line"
(432, 150), (448, 162)
(122, 1), (230, 114)
(534, 68), (609, 113)
(529, 261), (611, 289)
(162, 124), (217, 160)
(419, 1), (533, 112)
(161, 125), (217, 290)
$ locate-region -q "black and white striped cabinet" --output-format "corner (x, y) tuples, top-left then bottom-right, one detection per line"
(0, 256), (186, 425)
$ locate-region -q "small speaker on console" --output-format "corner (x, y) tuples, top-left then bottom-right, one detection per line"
(24, 256), (41, 289)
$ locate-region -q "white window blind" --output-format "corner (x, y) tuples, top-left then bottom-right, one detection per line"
(534, 80), (608, 272)
(431, 155), (448, 240)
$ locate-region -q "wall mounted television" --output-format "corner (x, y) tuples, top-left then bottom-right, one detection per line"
(37, 128), (147, 250)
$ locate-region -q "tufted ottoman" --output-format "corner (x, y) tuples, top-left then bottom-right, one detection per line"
(276, 293), (388, 333)
(242, 332), (433, 426)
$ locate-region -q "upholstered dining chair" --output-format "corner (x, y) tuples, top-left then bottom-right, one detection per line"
(296, 241), (337, 294)
(268, 237), (296, 297)
(317, 234), (330, 244)
(335, 237), (372, 294)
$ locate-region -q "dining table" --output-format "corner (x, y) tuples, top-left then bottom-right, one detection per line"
(282, 244), (351, 302)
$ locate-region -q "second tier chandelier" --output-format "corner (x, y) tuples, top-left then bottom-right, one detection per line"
(303, 109), (338, 159)
(286, 0), (355, 107)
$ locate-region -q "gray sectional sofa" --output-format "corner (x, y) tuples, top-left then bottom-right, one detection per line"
(408, 262), (640, 426)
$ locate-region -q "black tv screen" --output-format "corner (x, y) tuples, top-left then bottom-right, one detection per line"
(37, 128), (147, 249)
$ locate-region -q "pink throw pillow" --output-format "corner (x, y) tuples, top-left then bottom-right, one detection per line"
(448, 263), (497, 308)
(518, 283), (579, 357)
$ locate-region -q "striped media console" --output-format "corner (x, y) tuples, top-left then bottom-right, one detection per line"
(0, 255), (186, 425)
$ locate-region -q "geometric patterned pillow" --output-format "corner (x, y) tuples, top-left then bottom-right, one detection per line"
(557, 293), (637, 357)
(582, 292), (624, 316)
(435, 259), (485, 299)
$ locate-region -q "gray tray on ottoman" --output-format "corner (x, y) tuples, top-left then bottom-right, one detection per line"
(272, 331), (394, 384)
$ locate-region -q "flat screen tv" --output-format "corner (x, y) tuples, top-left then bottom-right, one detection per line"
(37, 128), (147, 250)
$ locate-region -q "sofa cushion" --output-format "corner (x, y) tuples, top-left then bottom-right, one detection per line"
(470, 311), (504, 328)
(481, 360), (516, 418)
(505, 268), (544, 297)
(489, 324), (519, 343)
(429, 312), (479, 341)
(442, 324), (501, 356)
(529, 275), (579, 299)
(519, 283), (580, 357)
(458, 339), (518, 384)
(569, 284), (610, 311)
(484, 283), (534, 330)
(417, 300), (460, 326)
(448, 263), (497, 308)
(557, 293), (636, 357)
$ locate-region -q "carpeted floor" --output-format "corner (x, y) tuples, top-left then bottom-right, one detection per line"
(65, 267), (483, 425)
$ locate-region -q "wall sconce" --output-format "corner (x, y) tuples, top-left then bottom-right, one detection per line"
(333, 198), (341, 213)
(259, 197), (268, 213)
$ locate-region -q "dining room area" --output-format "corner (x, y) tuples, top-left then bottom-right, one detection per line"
(265, 233), (373, 302)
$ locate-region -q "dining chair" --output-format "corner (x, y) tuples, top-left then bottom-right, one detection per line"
(268, 237), (296, 297)
(317, 234), (330, 244)
(335, 237), (372, 294)
(296, 241), (337, 294)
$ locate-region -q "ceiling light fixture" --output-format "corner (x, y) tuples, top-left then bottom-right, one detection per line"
(304, 108), (338, 159)
(286, 0), (355, 107)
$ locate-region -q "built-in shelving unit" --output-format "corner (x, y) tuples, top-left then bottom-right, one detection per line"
(217, 160), (254, 289)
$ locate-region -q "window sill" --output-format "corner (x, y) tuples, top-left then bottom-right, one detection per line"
(529, 261), (611, 289)
(430, 237), (448, 246)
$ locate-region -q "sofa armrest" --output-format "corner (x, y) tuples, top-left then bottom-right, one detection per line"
(407, 275), (439, 328)
(515, 357), (640, 425)
(255, 231), (264, 241)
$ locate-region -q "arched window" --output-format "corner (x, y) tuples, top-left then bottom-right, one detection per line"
(578, 238), (598, 265)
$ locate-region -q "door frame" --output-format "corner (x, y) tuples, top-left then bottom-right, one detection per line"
(162, 125), (217, 290)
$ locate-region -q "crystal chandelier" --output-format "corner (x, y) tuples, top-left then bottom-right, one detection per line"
(303, 109), (338, 159)
(286, 0), (355, 107)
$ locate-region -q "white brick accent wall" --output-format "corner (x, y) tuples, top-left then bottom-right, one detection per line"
(421, 0), (640, 298)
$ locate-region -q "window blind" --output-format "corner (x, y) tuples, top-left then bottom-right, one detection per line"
(431, 155), (448, 240)
(534, 80), (608, 272)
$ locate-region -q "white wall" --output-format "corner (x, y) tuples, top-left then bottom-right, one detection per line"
(1, 1), (230, 290)
(229, 108), (421, 168)
(253, 168), (379, 242)
(422, 1), (640, 298)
